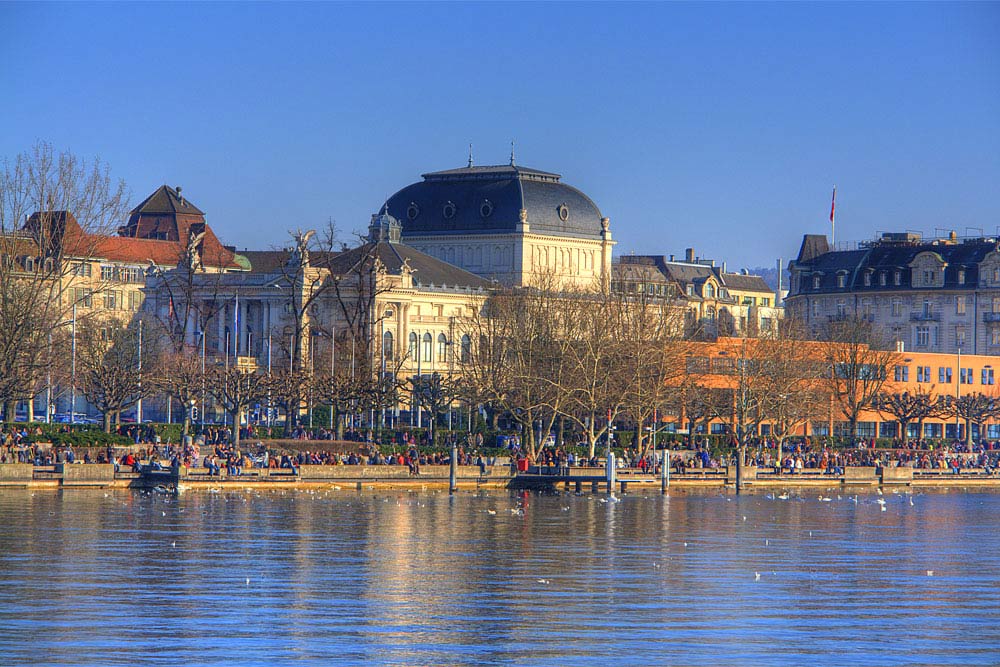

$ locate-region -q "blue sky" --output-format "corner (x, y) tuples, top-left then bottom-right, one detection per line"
(2, 2), (998, 268)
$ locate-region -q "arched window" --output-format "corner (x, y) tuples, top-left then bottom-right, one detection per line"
(460, 335), (471, 363)
(408, 332), (418, 360)
(422, 333), (433, 362)
(706, 284), (715, 299)
(437, 333), (448, 361)
(383, 331), (394, 361)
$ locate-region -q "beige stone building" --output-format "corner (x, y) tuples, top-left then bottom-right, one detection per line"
(382, 161), (615, 288)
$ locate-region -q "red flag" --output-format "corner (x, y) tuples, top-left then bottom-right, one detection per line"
(830, 186), (837, 224)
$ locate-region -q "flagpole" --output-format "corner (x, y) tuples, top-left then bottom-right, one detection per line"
(830, 185), (837, 247)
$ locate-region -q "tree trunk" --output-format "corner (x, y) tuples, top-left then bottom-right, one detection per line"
(231, 409), (242, 446)
(26, 399), (34, 423)
(4, 400), (15, 423)
(103, 412), (113, 433)
(965, 418), (973, 447)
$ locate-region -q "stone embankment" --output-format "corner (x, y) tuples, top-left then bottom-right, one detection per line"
(3, 462), (1000, 491)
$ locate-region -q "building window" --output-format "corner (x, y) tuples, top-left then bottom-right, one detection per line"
(864, 273), (871, 287)
(103, 290), (118, 310)
(994, 268), (1000, 283)
(837, 274), (846, 288)
(706, 284), (715, 298)
(382, 331), (394, 361)
(916, 366), (931, 383)
(915, 325), (930, 347)
(939, 367), (952, 384)
(760, 297), (770, 307)
(922, 299), (933, 318)
(812, 276), (821, 290)
(993, 297), (1000, 313)
(894, 365), (909, 382)
(836, 300), (847, 318)
(894, 271), (902, 286)
(960, 368), (974, 384)
(891, 299), (902, 317)
(957, 327), (967, 348)
(100, 265), (114, 281)
(422, 333), (432, 362)
(956, 296), (966, 315)
(74, 287), (92, 308)
(811, 301), (820, 318)
(73, 262), (92, 278)
(761, 317), (773, 331)
(991, 328), (1000, 346)
(880, 272), (887, 286)
(460, 335), (471, 363)
(923, 270), (934, 285)
(437, 333), (448, 360)
(128, 291), (143, 311)
(958, 269), (965, 285)
(408, 332), (418, 360)
(686, 285), (694, 297)
(982, 368), (994, 385)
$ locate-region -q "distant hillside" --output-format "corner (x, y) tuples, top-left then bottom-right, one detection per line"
(743, 266), (791, 292)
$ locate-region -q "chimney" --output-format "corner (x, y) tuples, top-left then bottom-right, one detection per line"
(685, 247), (694, 262)
(669, 254), (674, 262)
(722, 261), (727, 273)
(895, 340), (905, 353)
(776, 257), (783, 306)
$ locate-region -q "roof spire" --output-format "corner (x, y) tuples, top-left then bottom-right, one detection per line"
(468, 143), (474, 168)
(510, 139), (516, 166)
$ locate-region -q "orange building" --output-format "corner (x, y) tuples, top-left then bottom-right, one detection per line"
(669, 338), (998, 442)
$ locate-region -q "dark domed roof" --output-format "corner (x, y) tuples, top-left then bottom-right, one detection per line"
(383, 164), (606, 240)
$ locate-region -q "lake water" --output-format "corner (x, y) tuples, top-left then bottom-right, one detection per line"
(1, 487), (999, 666)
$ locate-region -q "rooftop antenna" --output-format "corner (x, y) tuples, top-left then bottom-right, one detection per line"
(510, 139), (516, 167)
(468, 143), (474, 168)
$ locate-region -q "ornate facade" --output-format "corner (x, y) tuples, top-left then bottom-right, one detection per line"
(383, 162), (614, 288)
(787, 232), (1000, 355)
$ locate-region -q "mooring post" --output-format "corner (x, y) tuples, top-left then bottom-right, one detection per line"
(449, 442), (458, 495)
(661, 450), (668, 494)
(606, 450), (616, 494)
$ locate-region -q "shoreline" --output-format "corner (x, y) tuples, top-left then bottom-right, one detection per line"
(3, 462), (1000, 492)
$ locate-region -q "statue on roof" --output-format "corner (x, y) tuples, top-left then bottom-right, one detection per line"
(184, 230), (206, 272)
(288, 229), (315, 267)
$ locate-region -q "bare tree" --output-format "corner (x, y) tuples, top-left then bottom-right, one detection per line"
(74, 317), (156, 432)
(0, 142), (128, 420)
(754, 320), (829, 461)
(150, 343), (206, 436)
(822, 317), (894, 441)
(410, 371), (460, 446)
(458, 277), (575, 462)
(874, 386), (947, 442)
(206, 365), (272, 447)
(945, 392), (1000, 448)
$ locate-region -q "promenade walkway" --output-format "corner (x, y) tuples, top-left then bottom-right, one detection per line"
(5, 461), (1000, 491)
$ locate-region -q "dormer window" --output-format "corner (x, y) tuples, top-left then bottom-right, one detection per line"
(880, 272), (887, 286)
(813, 275), (821, 290)
(894, 271), (901, 286)
(836, 273), (846, 288)
(863, 273), (871, 287)
(958, 269), (966, 285)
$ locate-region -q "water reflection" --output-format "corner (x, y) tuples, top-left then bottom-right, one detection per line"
(1, 488), (998, 666)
